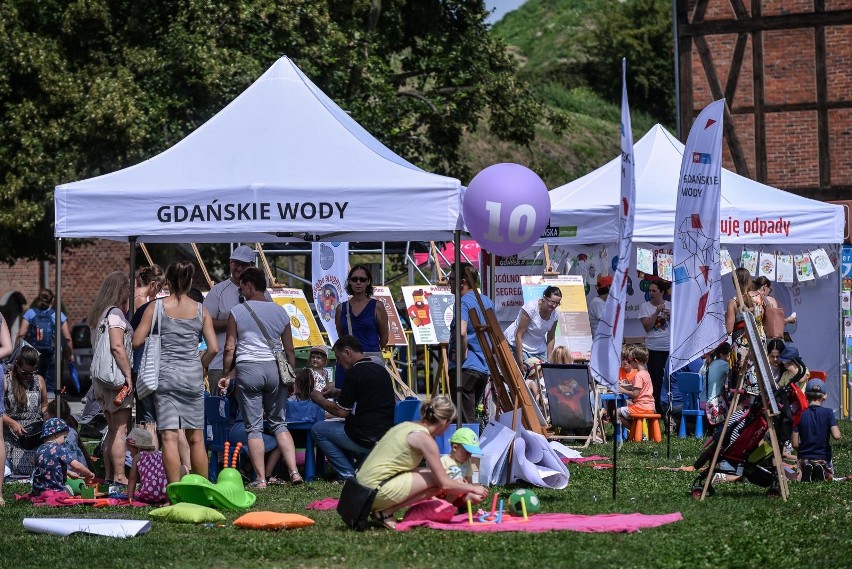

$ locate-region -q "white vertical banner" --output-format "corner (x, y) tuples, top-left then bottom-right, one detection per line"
(311, 242), (349, 345)
(590, 59), (636, 390)
(669, 99), (727, 374)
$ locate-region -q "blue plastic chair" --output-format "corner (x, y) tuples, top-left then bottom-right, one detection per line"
(394, 397), (422, 424)
(204, 395), (231, 482)
(599, 392), (629, 442)
(675, 372), (704, 439)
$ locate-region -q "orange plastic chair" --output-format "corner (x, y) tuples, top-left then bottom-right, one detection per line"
(629, 413), (662, 442)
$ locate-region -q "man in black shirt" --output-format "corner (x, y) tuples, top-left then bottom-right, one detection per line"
(310, 335), (395, 481)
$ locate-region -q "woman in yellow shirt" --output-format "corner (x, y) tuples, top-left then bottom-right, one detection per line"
(356, 395), (488, 529)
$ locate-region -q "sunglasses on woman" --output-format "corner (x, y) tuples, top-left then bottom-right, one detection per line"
(349, 276), (369, 283)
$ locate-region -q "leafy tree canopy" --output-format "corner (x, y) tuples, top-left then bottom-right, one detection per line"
(1, 0), (564, 262)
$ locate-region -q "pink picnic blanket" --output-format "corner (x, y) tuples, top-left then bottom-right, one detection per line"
(306, 498), (339, 511)
(395, 512), (683, 533)
(561, 455), (609, 464)
(15, 490), (155, 508)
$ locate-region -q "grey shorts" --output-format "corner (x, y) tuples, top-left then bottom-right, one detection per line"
(235, 359), (288, 440)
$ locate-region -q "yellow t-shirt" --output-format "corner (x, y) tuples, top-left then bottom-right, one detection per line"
(356, 422), (429, 489)
(440, 454), (471, 482)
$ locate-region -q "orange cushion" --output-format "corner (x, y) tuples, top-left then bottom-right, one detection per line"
(233, 511), (315, 530)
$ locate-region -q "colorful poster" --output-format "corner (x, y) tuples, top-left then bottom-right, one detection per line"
(776, 254), (794, 283)
(401, 285), (453, 345)
(810, 247), (835, 277)
(656, 253), (673, 282)
(636, 247), (653, 275)
(842, 246), (852, 291)
(740, 249), (758, 275)
(427, 288), (455, 343)
(372, 286), (407, 346)
(794, 253), (815, 282)
(590, 61), (637, 389)
(669, 98), (727, 375)
(310, 242), (348, 345)
(758, 251), (776, 281)
(269, 288), (325, 348)
(720, 248), (735, 275)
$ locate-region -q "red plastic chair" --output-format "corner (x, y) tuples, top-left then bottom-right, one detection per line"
(809, 370), (826, 382)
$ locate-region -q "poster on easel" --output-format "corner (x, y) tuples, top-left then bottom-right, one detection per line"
(519, 275), (592, 361)
(401, 285), (454, 345)
(269, 288), (325, 348)
(372, 286), (408, 346)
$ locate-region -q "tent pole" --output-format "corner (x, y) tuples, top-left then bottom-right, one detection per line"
(54, 238), (62, 409)
(381, 242), (386, 285)
(453, 230), (462, 426)
(129, 237), (137, 316)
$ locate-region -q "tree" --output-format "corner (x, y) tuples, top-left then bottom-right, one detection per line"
(584, 0), (676, 124)
(0, 0), (562, 262)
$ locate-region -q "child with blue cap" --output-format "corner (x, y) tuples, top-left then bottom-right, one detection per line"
(792, 379), (841, 482)
(32, 418), (95, 496)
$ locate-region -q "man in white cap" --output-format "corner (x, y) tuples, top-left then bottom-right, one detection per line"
(203, 245), (271, 385)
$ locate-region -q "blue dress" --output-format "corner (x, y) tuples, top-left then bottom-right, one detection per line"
(337, 299), (381, 388)
(339, 299), (381, 352)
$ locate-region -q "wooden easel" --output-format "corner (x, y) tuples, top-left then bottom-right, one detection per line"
(191, 243), (214, 289)
(384, 350), (418, 400)
(542, 244), (559, 276)
(699, 276), (789, 501)
(255, 243), (280, 287)
(464, 266), (549, 437)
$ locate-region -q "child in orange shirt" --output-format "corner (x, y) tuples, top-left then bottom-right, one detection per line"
(618, 345), (655, 423)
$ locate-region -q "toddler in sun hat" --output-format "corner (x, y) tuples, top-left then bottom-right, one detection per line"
(308, 345), (330, 392)
(31, 418), (94, 496)
(126, 427), (168, 503)
(792, 379), (842, 482)
(440, 427), (483, 507)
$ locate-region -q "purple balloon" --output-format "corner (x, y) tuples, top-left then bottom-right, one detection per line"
(463, 163), (551, 257)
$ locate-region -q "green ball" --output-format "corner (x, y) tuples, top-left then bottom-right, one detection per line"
(508, 489), (541, 516)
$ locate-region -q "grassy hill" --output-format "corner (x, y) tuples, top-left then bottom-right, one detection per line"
(460, 0), (668, 188)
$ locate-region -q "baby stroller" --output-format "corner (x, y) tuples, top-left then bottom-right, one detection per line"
(690, 398), (782, 498)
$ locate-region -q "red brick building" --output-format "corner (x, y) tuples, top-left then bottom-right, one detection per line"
(676, 0), (852, 199)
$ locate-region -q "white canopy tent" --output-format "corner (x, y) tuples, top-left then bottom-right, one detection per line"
(54, 56), (462, 243)
(537, 124), (845, 412)
(543, 124), (844, 245)
(51, 56), (470, 416)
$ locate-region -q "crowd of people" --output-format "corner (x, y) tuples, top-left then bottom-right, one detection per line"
(0, 249), (492, 521)
(0, 248), (841, 517)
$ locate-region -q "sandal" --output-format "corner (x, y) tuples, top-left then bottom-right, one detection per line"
(371, 511), (397, 530)
(289, 470), (304, 486)
(248, 479), (267, 489)
(267, 476), (286, 486)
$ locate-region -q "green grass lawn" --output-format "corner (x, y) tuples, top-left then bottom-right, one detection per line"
(2, 423), (851, 569)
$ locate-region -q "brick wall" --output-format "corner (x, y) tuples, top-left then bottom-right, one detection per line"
(1, 241), (221, 328)
(0, 240), (130, 326)
(685, 1), (852, 197)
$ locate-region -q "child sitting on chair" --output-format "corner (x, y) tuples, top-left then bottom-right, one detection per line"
(792, 379), (841, 482)
(126, 427), (168, 503)
(618, 345), (655, 426)
(32, 418), (94, 496)
(440, 428), (482, 507)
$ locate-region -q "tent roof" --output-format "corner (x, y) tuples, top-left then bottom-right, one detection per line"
(54, 56), (462, 243)
(546, 124), (844, 244)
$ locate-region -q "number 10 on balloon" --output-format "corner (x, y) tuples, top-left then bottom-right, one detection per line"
(483, 201), (538, 245)
(462, 163), (551, 258)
